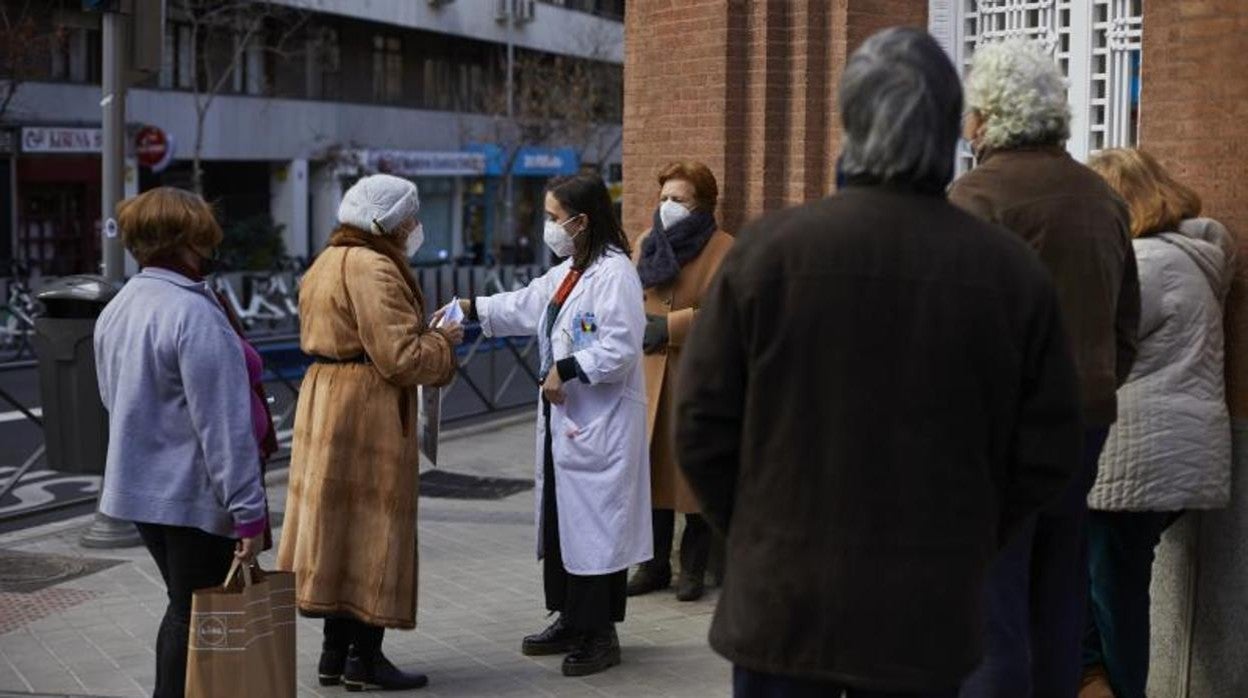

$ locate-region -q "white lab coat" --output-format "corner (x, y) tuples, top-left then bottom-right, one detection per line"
(476, 250), (653, 575)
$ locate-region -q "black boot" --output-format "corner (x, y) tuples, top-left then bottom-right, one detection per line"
(626, 560), (672, 596)
(562, 626), (621, 677)
(319, 618), (351, 686)
(522, 614), (581, 656)
(675, 514), (710, 602)
(343, 651), (429, 692)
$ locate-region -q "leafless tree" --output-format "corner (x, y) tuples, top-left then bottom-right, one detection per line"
(466, 30), (623, 244)
(0, 0), (42, 124)
(176, 0), (306, 193)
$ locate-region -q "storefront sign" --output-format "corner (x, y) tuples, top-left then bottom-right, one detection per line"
(21, 127), (103, 154)
(463, 144), (581, 177)
(513, 147), (579, 177)
(364, 150), (486, 177)
(135, 125), (174, 172)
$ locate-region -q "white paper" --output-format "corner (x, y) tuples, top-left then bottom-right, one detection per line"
(434, 296), (464, 328)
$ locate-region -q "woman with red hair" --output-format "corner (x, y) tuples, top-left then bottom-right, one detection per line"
(628, 161), (734, 602)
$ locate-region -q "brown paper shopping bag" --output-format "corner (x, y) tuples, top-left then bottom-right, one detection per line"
(185, 560), (296, 698)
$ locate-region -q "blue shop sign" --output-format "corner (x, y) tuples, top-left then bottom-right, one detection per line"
(464, 144), (580, 177)
(513, 147), (579, 176)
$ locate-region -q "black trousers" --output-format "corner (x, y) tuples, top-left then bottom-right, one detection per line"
(542, 404), (627, 632)
(651, 508), (711, 575)
(323, 616), (386, 658)
(136, 522), (236, 698)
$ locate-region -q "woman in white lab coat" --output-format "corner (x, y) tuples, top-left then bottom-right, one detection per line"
(462, 174), (651, 678)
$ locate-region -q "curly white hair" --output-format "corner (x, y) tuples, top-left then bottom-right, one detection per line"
(965, 38), (1071, 150)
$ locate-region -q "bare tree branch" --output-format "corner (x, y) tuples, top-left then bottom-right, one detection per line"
(179, 0), (307, 193)
(0, 0), (41, 124)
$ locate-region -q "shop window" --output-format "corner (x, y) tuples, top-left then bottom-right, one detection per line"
(413, 177), (455, 264)
(372, 35), (403, 103)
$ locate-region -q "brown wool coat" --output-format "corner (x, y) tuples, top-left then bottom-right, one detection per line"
(632, 229), (734, 514)
(276, 245), (456, 629)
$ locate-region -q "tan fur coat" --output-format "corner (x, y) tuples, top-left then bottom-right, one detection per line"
(276, 244), (456, 628)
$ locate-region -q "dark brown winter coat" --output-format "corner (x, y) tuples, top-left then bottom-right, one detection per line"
(676, 185), (1083, 691)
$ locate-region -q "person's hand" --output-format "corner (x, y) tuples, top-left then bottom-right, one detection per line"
(643, 313), (669, 354)
(235, 532), (264, 563)
(542, 367), (566, 405)
(439, 321), (465, 346)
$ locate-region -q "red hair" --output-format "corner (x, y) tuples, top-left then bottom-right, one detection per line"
(657, 161), (720, 213)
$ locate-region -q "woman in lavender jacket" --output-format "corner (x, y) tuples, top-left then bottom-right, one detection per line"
(94, 187), (268, 698)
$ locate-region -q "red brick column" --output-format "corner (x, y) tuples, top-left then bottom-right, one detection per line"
(622, 0), (926, 239)
(1140, 0), (1248, 416)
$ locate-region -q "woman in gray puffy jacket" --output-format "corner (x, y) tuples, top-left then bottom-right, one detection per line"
(1082, 148), (1235, 698)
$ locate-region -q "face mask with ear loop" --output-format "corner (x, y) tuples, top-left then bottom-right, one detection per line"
(543, 215), (583, 258)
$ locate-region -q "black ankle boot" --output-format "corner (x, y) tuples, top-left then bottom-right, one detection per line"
(318, 649), (348, 686)
(626, 561), (671, 597)
(562, 626), (621, 677)
(675, 570), (706, 602)
(676, 514), (710, 601)
(521, 614), (581, 656)
(343, 651), (429, 692)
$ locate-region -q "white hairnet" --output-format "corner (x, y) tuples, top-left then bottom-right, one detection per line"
(338, 174), (420, 236)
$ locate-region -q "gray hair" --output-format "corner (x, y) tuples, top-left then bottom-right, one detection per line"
(965, 39), (1071, 150)
(838, 27), (963, 192)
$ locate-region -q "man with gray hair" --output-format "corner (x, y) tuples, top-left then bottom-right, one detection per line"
(676, 27), (1082, 697)
(951, 38), (1139, 698)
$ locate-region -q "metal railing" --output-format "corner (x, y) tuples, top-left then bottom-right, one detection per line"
(0, 263), (548, 526)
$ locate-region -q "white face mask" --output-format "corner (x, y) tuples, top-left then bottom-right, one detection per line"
(405, 222), (425, 258)
(659, 200), (692, 230)
(543, 217), (580, 258)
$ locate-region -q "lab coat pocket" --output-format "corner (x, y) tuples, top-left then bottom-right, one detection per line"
(552, 398), (622, 473)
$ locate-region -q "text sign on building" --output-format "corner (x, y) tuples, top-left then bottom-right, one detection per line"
(512, 147), (580, 177)
(21, 127), (103, 154)
(366, 150), (486, 177)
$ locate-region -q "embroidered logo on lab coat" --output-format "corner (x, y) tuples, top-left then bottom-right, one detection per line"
(570, 312), (599, 351)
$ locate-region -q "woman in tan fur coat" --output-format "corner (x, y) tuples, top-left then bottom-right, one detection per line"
(276, 174), (463, 692)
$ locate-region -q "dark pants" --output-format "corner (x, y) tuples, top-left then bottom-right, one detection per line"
(136, 522), (236, 698)
(734, 666), (958, 698)
(651, 508), (712, 577)
(1082, 510), (1181, 698)
(323, 616), (386, 658)
(960, 428), (1109, 698)
(542, 404), (627, 632)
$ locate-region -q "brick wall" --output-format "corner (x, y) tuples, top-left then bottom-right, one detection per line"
(622, 0), (926, 238)
(1140, 0), (1248, 414)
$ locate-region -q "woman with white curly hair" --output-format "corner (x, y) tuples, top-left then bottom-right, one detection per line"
(950, 39), (1141, 698)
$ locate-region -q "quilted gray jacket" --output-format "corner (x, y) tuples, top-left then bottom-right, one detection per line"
(1090, 218), (1236, 511)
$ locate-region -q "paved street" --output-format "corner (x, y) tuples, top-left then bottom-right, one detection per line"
(0, 416), (729, 697)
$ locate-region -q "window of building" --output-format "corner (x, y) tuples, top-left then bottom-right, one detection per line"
(539, 0), (625, 20)
(372, 35), (403, 102)
(932, 0), (1144, 170)
(49, 26), (101, 83)
(233, 32), (266, 96)
(413, 177), (455, 263)
(305, 27), (340, 99)
(159, 23), (195, 89)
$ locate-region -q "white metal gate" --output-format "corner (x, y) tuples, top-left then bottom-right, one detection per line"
(929, 0), (1144, 164)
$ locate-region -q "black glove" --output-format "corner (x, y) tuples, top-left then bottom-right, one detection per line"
(643, 313), (669, 353)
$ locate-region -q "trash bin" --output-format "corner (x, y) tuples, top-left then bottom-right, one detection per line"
(32, 275), (120, 475)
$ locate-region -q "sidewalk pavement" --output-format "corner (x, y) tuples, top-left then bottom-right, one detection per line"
(0, 416), (730, 697)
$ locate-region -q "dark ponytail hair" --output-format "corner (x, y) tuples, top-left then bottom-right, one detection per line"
(546, 174), (631, 269)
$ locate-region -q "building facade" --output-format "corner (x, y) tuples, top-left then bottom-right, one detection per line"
(623, 2), (1247, 696)
(0, 0), (624, 274)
